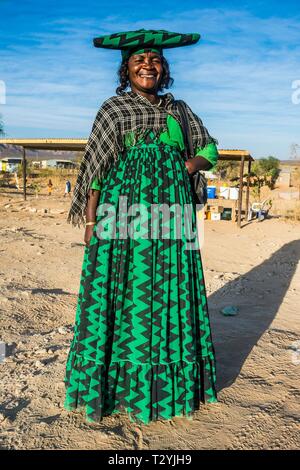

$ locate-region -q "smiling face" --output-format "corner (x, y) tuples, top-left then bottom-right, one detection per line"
(127, 51), (163, 96)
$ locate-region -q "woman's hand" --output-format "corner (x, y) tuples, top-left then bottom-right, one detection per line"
(84, 225), (95, 247)
(84, 188), (101, 247)
(185, 156), (213, 174)
(185, 159), (198, 174)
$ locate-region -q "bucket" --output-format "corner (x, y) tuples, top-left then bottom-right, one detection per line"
(229, 187), (239, 200)
(220, 186), (230, 199)
(207, 186), (217, 199)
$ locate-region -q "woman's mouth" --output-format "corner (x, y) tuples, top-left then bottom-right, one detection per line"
(139, 73), (157, 78)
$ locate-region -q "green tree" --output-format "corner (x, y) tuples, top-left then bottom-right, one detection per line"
(250, 156), (280, 198)
(213, 160), (240, 181)
(252, 156), (280, 189)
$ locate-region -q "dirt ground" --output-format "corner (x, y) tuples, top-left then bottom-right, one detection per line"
(0, 188), (299, 450)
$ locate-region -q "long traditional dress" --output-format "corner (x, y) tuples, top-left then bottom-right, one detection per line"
(64, 111), (218, 425)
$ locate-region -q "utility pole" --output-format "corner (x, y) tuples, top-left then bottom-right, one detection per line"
(22, 146), (27, 201)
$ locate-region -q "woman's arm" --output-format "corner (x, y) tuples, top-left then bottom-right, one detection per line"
(180, 101), (218, 175)
(185, 142), (219, 174)
(84, 188), (100, 247)
(185, 156), (213, 173)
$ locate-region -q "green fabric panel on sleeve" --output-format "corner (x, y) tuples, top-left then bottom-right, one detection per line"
(195, 142), (219, 168)
(90, 178), (102, 190)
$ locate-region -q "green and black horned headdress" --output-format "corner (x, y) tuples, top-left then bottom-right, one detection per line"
(93, 29), (200, 60)
(67, 28), (216, 228)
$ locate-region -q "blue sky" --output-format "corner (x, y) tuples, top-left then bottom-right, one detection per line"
(0, 0), (300, 159)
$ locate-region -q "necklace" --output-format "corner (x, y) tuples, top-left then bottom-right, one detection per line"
(129, 91), (163, 107)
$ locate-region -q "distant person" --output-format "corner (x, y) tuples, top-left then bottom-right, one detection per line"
(64, 180), (71, 197)
(47, 179), (53, 196)
(14, 172), (20, 190)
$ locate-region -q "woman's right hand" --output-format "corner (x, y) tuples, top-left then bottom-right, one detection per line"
(84, 225), (95, 247)
(84, 189), (101, 247)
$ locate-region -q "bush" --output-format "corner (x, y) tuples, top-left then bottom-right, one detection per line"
(252, 156), (280, 189)
(213, 160), (240, 181)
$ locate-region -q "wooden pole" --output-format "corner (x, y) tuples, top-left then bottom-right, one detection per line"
(245, 159), (252, 220)
(22, 146), (27, 201)
(237, 155), (245, 228)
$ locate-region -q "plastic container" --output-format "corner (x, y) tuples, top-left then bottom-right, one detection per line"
(256, 210), (268, 221)
(207, 186), (217, 199)
(220, 186), (230, 199)
(211, 213), (221, 221)
(229, 187), (239, 200)
(221, 208), (232, 220)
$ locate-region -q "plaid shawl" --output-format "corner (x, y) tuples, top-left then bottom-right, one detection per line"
(67, 91), (217, 227)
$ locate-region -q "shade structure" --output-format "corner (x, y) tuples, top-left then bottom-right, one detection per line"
(0, 139), (254, 227)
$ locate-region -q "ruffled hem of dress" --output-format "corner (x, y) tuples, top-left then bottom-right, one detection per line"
(64, 351), (217, 425)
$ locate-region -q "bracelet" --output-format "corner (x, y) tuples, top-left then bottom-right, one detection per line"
(85, 221), (96, 226)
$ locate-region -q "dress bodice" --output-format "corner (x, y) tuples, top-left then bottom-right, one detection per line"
(90, 114), (218, 190)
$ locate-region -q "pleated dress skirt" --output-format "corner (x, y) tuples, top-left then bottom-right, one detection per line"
(64, 132), (217, 424)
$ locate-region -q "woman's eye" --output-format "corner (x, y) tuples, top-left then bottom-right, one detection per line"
(134, 57), (161, 64)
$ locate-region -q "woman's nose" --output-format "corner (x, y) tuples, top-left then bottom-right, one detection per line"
(143, 59), (154, 67)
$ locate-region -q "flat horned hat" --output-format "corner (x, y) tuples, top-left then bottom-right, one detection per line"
(93, 29), (201, 60)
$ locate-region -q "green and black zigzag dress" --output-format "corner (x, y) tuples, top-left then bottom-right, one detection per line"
(64, 114), (218, 424)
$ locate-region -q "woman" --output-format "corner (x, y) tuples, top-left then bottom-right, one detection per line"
(64, 29), (218, 425)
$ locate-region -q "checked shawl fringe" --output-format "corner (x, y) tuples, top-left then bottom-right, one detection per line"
(67, 104), (121, 228)
(67, 91), (218, 228)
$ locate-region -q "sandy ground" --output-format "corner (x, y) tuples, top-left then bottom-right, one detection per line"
(0, 189), (299, 450)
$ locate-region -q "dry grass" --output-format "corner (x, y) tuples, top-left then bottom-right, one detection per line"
(281, 202), (300, 221)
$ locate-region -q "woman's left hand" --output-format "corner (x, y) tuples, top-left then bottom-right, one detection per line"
(185, 156), (212, 174)
(185, 159), (198, 174)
